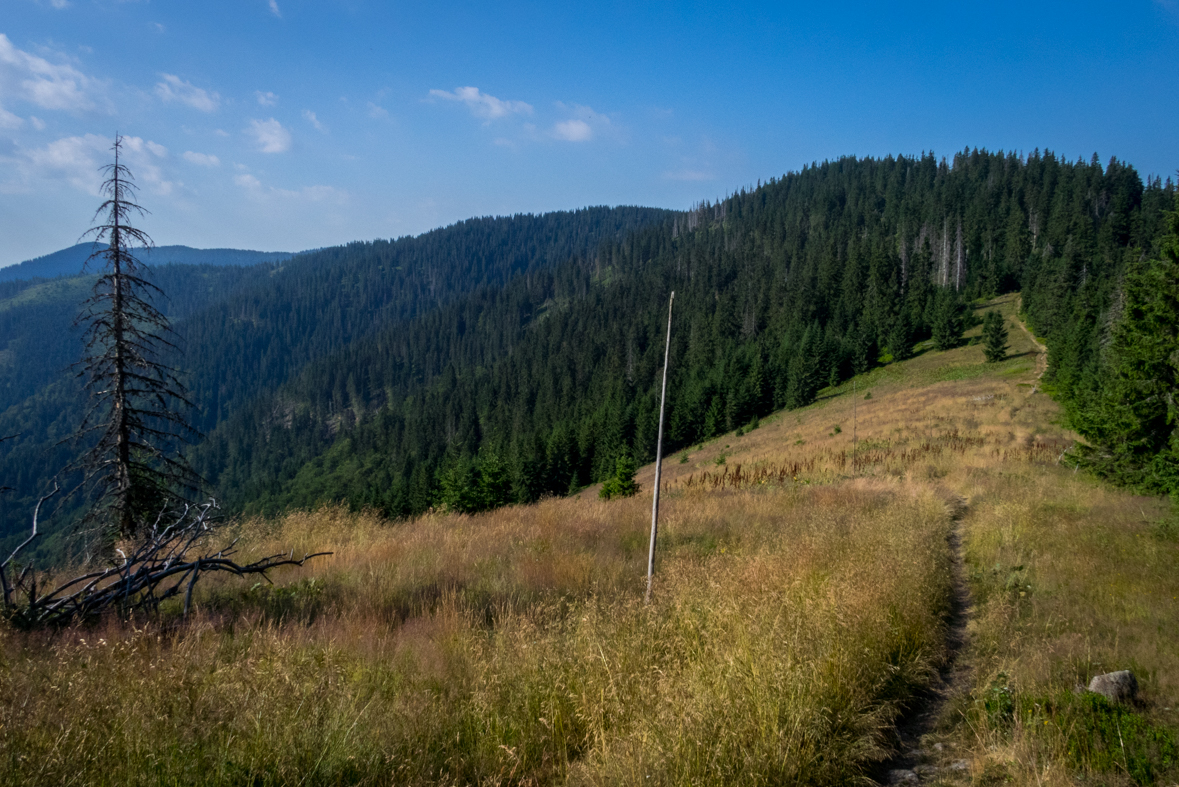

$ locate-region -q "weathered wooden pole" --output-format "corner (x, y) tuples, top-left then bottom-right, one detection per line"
(852, 378), (857, 477)
(645, 291), (674, 604)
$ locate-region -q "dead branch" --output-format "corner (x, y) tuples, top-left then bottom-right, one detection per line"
(0, 498), (330, 628)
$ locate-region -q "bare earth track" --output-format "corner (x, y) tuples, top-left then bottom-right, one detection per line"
(872, 495), (974, 785)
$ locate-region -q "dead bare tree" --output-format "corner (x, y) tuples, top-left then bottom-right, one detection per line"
(70, 135), (199, 543)
(0, 494), (329, 629)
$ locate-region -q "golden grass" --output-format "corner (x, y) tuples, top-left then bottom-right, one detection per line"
(0, 487), (953, 786)
(2, 293), (1176, 785)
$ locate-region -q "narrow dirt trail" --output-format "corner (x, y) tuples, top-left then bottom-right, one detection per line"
(872, 495), (973, 785)
(1013, 295), (1048, 389)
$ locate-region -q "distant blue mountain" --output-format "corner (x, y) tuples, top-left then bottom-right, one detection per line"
(0, 244), (294, 283)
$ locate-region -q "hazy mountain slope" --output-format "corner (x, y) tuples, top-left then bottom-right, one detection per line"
(0, 263), (278, 416)
(0, 244), (294, 284)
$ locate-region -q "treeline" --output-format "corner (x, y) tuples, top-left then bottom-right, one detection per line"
(199, 149), (1176, 518)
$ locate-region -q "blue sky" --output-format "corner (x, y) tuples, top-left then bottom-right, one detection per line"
(2, 0), (1177, 267)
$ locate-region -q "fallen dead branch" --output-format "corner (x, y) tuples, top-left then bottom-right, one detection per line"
(0, 490), (330, 628)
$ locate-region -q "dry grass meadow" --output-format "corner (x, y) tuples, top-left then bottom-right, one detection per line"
(2, 293), (1177, 785)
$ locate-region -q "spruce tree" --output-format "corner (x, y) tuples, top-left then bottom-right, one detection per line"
(982, 310), (1009, 362)
(72, 135), (198, 541)
(931, 289), (965, 351)
(599, 453), (639, 500)
(886, 311), (913, 362)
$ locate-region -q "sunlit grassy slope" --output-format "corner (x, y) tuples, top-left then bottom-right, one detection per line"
(2, 294), (1176, 785)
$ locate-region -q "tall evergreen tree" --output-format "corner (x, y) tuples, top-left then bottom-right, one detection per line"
(1076, 196), (1179, 493)
(931, 289), (966, 351)
(982, 310), (1009, 362)
(71, 136), (198, 541)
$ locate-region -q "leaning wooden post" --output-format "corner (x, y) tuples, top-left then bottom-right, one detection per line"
(646, 291), (674, 604)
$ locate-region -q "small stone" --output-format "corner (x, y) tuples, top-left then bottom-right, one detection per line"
(1088, 670), (1138, 703)
(949, 760), (969, 772)
(914, 764), (939, 777)
(933, 742), (944, 753)
(888, 769), (920, 784)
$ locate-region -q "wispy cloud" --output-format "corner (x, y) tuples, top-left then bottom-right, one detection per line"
(3, 133), (172, 196)
(367, 101), (388, 119)
(553, 119), (592, 142)
(268, 0), (282, 18)
(234, 172), (347, 205)
(428, 86), (532, 120)
(155, 73), (220, 112)
(550, 103), (611, 143)
(246, 118), (291, 153)
(183, 151), (220, 167)
(234, 173), (262, 189)
(0, 33), (108, 113)
(302, 109), (325, 132)
(0, 104), (23, 129)
(255, 90), (278, 106)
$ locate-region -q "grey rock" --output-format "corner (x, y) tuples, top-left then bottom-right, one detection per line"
(888, 769), (920, 784)
(1088, 670), (1138, 703)
(913, 764), (939, 777)
(949, 759), (969, 772)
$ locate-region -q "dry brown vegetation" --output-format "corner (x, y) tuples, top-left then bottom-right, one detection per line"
(2, 293), (1177, 785)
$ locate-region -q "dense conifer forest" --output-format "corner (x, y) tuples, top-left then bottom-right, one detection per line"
(1, 150), (1175, 552)
(197, 150), (1178, 518)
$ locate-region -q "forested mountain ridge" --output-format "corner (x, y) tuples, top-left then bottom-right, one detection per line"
(0, 206), (673, 553)
(0, 244), (293, 284)
(196, 149), (1176, 520)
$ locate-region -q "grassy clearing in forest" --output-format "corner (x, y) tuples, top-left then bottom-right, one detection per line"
(2, 293), (1177, 785)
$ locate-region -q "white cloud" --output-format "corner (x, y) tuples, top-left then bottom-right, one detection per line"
(367, 101), (388, 119)
(155, 73), (219, 112)
(302, 109), (325, 131)
(23, 133), (108, 193)
(183, 150), (220, 167)
(0, 104), (22, 129)
(48, 0), (71, 9)
(234, 173), (262, 190)
(255, 90), (278, 106)
(4, 133), (173, 196)
(30, 115), (45, 130)
(553, 119), (592, 142)
(268, 0), (282, 18)
(0, 33), (108, 113)
(428, 86), (532, 121)
(214, 128), (230, 137)
(246, 117), (291, 153)
(549, 103), (612, 143)
(152, 22), (166, 33)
